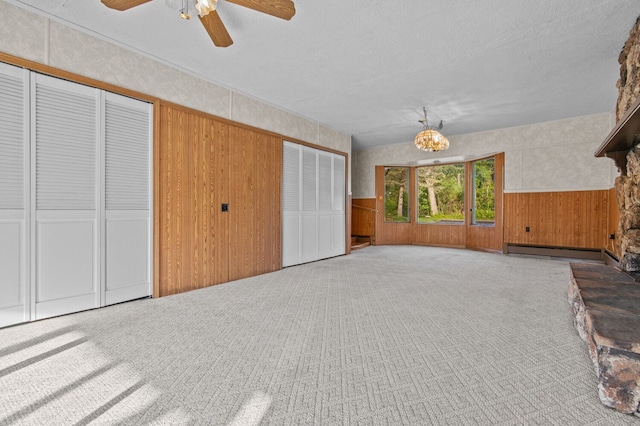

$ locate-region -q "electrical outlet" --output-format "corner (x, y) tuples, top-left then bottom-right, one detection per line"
(609, 234), (615, 240)
(525, 226), (530, 232)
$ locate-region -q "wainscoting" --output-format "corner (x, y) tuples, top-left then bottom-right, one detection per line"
(364, 181), (612, 254)
(503, 190), (609, 250)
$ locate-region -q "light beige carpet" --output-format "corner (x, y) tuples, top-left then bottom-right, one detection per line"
(0, 246), (637, 425)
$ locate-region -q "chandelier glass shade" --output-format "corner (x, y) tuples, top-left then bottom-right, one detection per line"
(414, 129), (449, 152)
(414, 108), (449, 152)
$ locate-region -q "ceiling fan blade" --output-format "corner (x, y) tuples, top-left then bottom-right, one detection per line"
(226, 0), (295, 20)
(101, 0), (152, 11)
(199, 10), (234, 47)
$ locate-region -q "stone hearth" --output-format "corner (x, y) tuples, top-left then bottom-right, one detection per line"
(569, 263), (640, 414)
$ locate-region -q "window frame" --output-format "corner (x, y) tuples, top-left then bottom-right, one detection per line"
(470, 157), (496, 227)
(383, 166), (410, 223)
(415, 162), (466, 226)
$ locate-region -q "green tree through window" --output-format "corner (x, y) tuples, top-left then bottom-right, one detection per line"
(384, 167), (409, 222)
(473, 158), (495, 224)
(417, 164), (465, 223)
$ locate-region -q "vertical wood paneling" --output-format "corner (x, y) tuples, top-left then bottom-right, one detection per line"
(228, 126), (256, 280)
(158, 104), (230, 296)
(412, 224), (465, 247)
(159, 105), (188, 295)
(352, 198), (376, 237)
(255, 133), (282, 274)
(211, 120), (230, 285)
(503, 190), (608, 249)
(156, 102), (289, 296)
(608, 187), (620, 256)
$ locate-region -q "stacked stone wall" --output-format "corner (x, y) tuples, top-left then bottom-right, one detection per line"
(617, 17), (640, 121)
(615, 17), (640, 271)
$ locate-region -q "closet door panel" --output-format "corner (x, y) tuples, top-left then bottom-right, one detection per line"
(157, 105), (229, 296)
(208, 120), (230, 286)
(332, 155), (346, 254)
(228, 126), (256, 280)
(0, 63), (28, 327)
(36, 216), (95, 301)
(105, 211), (149, 305)
(254, 133), (281, 274)
(35, 214), (97, 319)
(331, 213), (346, 256)
(103, 93), (152, 305)
(317, 214), (332, 257)
(282, 142), (347, 266)
(158, 105), (190, 295)
(33, 74), (99, 320)
(317, 152), (333, 258)
(282, 142), (301, 267)
(300, 215), (317, 263)
(282, 215), (300, 267)
(300, 148), (318, 262)
(0, 219), (26, 327)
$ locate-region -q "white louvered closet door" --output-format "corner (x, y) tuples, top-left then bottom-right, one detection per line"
(103, 92), (152, 305)
(300, 148), (318, 263)
(282, 142), (301, 267)
(32, 74), (100, 320)
(317, 151), (333, 259)
(0, 63), (29, 328)
(332, 155), (346, 256)
(281, 141), (346, 267)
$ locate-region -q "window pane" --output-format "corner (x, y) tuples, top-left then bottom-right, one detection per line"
(473, 158), (495, 225)
(417, 164), (465, 224)
(384, 167), (409, 222)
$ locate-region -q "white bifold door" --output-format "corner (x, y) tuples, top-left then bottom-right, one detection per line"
(0, 64), (152, 328)
(282, 141), (345, 267)
(0, 63), (29, 327)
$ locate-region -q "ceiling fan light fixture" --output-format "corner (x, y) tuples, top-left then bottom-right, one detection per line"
(195, 0), (216, 16)
(414, 107), (449, 152)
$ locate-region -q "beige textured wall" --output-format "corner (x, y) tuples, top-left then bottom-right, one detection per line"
(0, 0), (352, 189)
(352, 113), (617, 198)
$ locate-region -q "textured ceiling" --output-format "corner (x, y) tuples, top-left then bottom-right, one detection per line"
(7, 0), (640, 150)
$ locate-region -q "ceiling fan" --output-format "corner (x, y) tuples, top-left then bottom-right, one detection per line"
(101, 0), (296, 47)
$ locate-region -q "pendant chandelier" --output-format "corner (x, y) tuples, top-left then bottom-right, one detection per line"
(414, 107), (449, 152)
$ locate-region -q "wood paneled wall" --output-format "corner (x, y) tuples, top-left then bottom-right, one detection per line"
(157, 102), (281, 296)
(412, 224), (466, 247)
(352, 198), (376, 238)
(608, 186), (620, 256)
(503, 190), (609, 249)
(228, 126), (282, 280)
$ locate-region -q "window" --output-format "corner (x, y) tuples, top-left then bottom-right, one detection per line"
(417, 164), (465, 224)
(384, 167), (409, 222)
(472, 158), (495, 225)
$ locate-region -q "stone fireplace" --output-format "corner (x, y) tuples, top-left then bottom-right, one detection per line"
(571, 15), (640, 416)
(610, 17), (640, 271)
